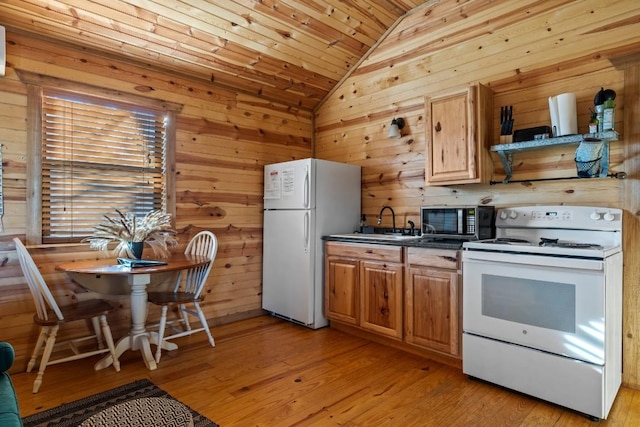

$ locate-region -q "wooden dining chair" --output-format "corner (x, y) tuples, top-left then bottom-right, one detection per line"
(147, 231), (218, 363)
(13, 238), (120, 393)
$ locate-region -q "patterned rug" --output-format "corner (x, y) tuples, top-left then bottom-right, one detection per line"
(21, 379), (219, 427)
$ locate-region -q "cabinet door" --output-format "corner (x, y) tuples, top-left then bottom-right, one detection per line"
(405, 266), (460, 356)
(325, 257), (359, 325)
(425, 84), (492, 185)
(360, 261), (403, 339)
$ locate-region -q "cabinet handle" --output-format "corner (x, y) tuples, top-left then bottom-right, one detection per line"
(435, 122), (442, 132)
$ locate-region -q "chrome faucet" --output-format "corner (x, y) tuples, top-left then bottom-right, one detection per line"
(378, 206), (396, 233)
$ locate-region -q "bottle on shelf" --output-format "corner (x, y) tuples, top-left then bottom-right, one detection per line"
(602, 100), (615, 131)
(589, 112), (598, 134)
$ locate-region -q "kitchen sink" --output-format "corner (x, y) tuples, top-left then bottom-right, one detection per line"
(329, 233), (423, 241)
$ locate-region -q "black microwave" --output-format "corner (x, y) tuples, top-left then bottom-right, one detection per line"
(420, 206), (495, 240)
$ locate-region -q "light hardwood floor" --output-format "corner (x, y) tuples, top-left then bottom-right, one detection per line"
(11, 316), (640, 426)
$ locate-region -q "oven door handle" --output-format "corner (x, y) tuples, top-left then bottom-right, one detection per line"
(462, 251), (604, 271)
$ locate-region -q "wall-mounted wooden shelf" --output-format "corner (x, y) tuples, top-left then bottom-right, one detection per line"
(491, 131), (619, 183)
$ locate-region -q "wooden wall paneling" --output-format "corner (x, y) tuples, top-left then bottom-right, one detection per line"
(175, 173), (264, 194)
(361, 166), (426, 189)
(0, 86), (27, 237)
(453, 178), (623, 208)
(319, 1), (640, 126)
(176, 136), (310, 166)
(0, 93), (26, 124)
(614, 56), (640, 388)
(212, 263), (262, 285)
(349, 139), (420, 164)
(313, 105), (425, 174)
(172, 209), (263, 229)
(350, 153), (425, 173)
(176, 114), (312, 165)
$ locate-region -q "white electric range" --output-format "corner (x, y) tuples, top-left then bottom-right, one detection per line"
(462, 205), (622, 421)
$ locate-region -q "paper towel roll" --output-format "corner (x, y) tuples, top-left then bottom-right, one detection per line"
(548, 93), (577, 137)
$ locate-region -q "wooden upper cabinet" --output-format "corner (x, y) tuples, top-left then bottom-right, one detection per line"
(425, 84), (493, 185)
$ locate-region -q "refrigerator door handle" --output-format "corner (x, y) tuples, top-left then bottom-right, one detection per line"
(304, 211), (310, 253)
(304, 165), (310, 209)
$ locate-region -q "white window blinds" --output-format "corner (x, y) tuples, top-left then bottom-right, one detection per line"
(41, 90), (167, 243)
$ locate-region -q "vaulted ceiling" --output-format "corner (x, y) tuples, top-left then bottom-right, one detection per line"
(1, 0), (429, 111)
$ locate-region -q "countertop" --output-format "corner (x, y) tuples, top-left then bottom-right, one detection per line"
(322, 235), (463, 250)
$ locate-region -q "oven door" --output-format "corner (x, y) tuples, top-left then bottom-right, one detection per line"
(462, 250), (605, 365)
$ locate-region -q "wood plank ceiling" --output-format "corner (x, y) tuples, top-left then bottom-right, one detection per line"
(0, 0), (428, 111)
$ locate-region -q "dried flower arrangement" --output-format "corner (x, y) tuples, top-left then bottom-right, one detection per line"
(84, 209), (178, 258)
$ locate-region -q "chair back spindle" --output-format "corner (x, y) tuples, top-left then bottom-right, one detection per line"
(13, 238), (64, 322)
(176, 231), (217, 296)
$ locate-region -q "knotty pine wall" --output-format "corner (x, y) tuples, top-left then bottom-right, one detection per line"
(3, 0), (640, 391)
(0, 31), (312, 369)
(315, 0), (640, 388)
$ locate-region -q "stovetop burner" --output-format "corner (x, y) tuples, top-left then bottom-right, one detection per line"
(464, 206), (622, 258)
(483, 237), (604, 250)
(538, 237), (603, 249)
(493, 238), (532, 245)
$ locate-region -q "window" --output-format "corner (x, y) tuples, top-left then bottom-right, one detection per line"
(19, 71), (180, 244)
(41, 90), (168, 242)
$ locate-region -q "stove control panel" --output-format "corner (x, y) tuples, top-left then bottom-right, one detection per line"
(530, 210), (573, 221)
(496, 206), (622, 231)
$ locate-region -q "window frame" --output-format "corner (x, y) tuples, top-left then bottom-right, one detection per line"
(19, 70), (181, 245)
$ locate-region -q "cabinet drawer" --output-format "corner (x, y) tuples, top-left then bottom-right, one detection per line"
(407, 247), (459, 269)
(325, 242), (403, 263)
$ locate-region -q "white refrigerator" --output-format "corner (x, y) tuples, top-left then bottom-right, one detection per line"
(262, 158), (361, 329)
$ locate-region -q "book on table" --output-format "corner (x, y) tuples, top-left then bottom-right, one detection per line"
(117, 258), (168, 268)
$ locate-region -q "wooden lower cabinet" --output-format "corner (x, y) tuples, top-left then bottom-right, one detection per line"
(325, 242), (403, 339)
(360, 260), (403, 338)
(405, 265), (459, 356)
(325, 242), (462, 360)
(405, 247), (461, 357)
(325, 257), (359, 325)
